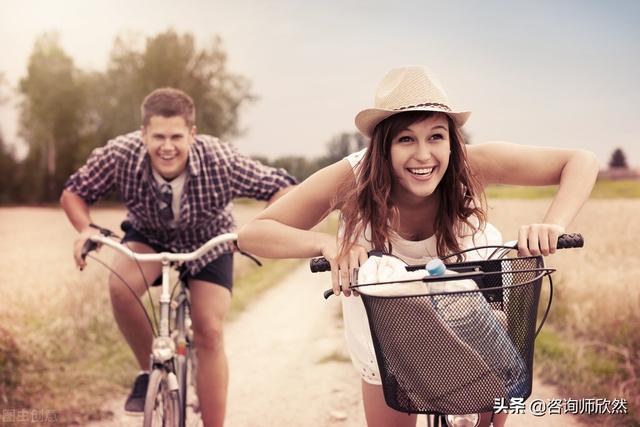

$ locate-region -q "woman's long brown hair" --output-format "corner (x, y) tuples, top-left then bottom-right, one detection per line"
(336, 111), (486, 262)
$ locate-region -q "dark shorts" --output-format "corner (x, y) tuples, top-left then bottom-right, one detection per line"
(121, 225), (234, 291)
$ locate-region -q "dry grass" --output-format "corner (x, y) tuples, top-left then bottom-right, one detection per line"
(486, 199), (640, 425)
(1, 199), (638, 424)
(0, 202), (287, 424)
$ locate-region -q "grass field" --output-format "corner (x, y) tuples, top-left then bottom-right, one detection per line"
(0, 203), (307, 424)
(486, 179), (640, 199)
(1, 195), (638, 425)
(485, 198), (639, 425)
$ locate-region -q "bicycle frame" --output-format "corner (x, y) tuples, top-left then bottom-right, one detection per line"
(87, 232), (238, 427)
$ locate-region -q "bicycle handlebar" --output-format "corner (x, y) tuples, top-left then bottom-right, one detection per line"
(81, 232), (238, 263)
(310, 233), (584, 274)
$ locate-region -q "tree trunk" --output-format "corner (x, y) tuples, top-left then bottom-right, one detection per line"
(46, 134), (56, 201)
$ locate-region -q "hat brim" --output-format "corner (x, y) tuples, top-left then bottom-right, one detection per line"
(355, 107), (471, 138)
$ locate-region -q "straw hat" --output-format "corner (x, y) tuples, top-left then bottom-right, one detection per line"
(355, 66), (471, 138)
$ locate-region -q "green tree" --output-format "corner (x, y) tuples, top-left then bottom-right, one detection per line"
(608, 147), (628, 169)
(0, 131), (20, 204)
(89, 29), (255, 150)
(323, 132), (368, 164)
(18, 33), (86, 202)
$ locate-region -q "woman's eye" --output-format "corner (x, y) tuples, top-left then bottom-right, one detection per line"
(430, 133), (444, 141)
(398, 136), (413, 143)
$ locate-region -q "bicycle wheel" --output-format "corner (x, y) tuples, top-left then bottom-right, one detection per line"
(176, 353), (188, 426)
(143, 368), (180, 427)
(175, 300), (189, 426)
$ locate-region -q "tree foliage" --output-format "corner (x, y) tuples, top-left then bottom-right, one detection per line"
(323, 132), (368, 165)
(0, 132), (20, 204)
(88, 30), (255, 149)
(257, 131), (369, 182)
(10, 29), (255, 203)
(608, 147), (629, 169)
(18, 33), (86, 202)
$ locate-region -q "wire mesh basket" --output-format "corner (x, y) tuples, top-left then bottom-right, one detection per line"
(356, 255), (551, 415)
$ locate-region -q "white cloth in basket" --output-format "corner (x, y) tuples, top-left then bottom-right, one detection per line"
(354, 253), (528, 403)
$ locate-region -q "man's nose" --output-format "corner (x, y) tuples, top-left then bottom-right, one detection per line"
(160, 137), (174, 150)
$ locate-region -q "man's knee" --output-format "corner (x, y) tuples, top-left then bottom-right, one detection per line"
(108, 271), (147, 304)
(193, 320), (225, 352)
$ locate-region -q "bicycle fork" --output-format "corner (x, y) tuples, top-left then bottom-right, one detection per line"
(150, 261), (180, 389)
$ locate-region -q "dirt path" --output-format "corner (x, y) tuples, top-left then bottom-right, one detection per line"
(90, 263), (586, 427)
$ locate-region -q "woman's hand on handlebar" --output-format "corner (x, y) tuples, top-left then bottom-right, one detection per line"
(517, 223), (566, 257)
(319, 239), (368, 297)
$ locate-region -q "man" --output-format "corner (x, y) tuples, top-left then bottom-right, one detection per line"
(60, 88), (296, 427)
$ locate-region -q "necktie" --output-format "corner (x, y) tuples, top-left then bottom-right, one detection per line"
(158, 183), (174, 222)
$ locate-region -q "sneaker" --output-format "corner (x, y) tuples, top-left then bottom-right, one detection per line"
(124, 372), (149, 415)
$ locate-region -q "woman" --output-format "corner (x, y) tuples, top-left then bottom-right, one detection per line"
(237, 66), (599, 426)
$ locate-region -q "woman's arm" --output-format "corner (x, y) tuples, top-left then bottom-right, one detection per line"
(238, 159), (369, 296)
(468, 142), (599, 255)
(238, 159), (353, 259)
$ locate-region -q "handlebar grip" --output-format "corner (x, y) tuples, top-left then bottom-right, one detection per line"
(120, 220), (133, 233)
(81, 239), (99, 261)
(310, 257), (331, 273)
(323, 289), (335, 299)
(557, 233), (584, 249)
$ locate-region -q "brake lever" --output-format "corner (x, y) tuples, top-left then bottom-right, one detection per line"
(232, 242), (262, 267)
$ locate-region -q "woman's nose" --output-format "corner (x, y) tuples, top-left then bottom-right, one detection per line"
(414, 141), (432, 161)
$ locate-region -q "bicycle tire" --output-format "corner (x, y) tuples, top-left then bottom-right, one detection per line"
(175, 301), (189, 427)
(143, 368), (180, 427)
(177, 355), (188, 426)
(189, 346), (199, 413)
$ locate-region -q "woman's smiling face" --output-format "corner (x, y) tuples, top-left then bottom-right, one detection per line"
(389, 113), (451, 204)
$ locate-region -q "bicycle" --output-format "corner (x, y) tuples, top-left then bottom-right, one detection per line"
(309, 233), (584, 427)
(81, 222), (258, 427)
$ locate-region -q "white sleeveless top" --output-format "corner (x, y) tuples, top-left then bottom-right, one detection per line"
(340, 149), (502, 384)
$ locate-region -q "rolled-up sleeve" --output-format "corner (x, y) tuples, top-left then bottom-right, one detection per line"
(227, 145), (297, 200)
(64, 142), (117, 204)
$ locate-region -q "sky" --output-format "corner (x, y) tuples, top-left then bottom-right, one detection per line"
(0, 0), (639, 166)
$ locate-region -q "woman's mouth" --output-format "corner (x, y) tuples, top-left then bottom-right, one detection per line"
(407, 166), (435, 180)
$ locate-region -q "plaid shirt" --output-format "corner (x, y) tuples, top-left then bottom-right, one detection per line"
(65, 131), (296, 274)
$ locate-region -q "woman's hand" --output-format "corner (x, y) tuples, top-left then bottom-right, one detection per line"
(517, 223), (566, 256)
(319, 238), (368, 297)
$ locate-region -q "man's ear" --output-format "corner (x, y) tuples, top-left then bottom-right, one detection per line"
(141, 125), (147, 137)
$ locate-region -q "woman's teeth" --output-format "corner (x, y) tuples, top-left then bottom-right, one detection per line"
(408, 167), (434, 176)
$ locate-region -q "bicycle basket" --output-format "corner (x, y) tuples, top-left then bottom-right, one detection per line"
(357, 255), (549, 415)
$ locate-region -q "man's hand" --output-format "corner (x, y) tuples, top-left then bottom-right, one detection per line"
(74, 226), (102, 270)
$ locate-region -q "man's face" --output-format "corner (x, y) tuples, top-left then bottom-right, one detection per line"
(142, 115), (195, 179)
